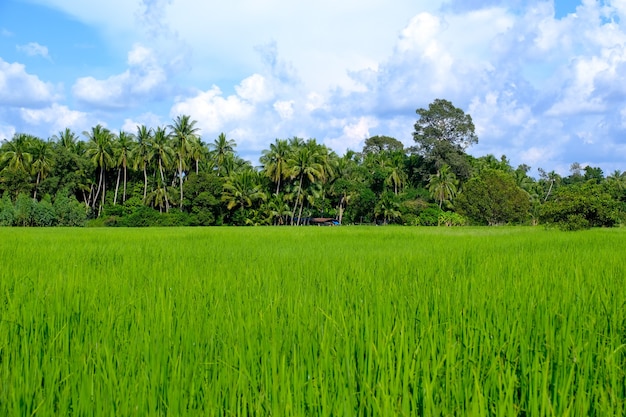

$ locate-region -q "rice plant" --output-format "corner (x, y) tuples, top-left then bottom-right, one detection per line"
(0, 226), (624, 415)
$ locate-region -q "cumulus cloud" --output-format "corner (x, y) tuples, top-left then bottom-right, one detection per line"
(20, 104), (89, 134)
(0, 123), (16, 141)
(0, 59), (59, 107)
(14, 0), (626, 173)
(72, 44), (167, 109)
(170, 86), (254, 133)
(121, 113), (165, 133)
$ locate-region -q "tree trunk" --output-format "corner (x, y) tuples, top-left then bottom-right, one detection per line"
(114, 168), (121, 205)
(159, 159), (169, 213)
(179, 158), (184, 209)
(122, 163), (127, 203)
(33, 172), (41, 200)
(291, 174), (303, 225)
(143, 165), (148, 201)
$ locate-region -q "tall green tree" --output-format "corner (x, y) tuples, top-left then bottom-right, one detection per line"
(260, 138), (291, 195)
(428, 164), (458, 210)
(113, 130), (135, 205)
(151, 126), (174, 212)
(30, 138), (54, 200)
(287, 141), (324, 225)
(169, 115), (200, 208)
(84, 125), (114, 215)
(412, 99), (477, 179)
(210, 133), (236, 176)
(1, 133), (33, 174)
(131, 125), (154, 201)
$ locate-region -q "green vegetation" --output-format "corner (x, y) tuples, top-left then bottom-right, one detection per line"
(1, 99), (625, 229)
(1, 227), (625, 415)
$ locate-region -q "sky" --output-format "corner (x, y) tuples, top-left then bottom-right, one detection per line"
(1, 0), (625, 176)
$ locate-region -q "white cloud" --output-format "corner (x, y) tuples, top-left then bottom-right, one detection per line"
(121, 113), (165, 133)
(170, 86), (254, 133)
(16, 42), (52, 60)
(72, 43), (167, 108)
(235, 74), (273, 103)
(0, 124), (16, 141)
(325, 116), (378, 155)
(20, 103), (88, 134)
(273, 100), (294, 120)
(0, 59), (59, 107)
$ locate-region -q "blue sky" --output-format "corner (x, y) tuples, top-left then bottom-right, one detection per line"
(1, 0), (625, 175)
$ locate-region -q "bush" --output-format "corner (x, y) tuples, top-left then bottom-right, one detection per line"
(540, 182), (619, 230)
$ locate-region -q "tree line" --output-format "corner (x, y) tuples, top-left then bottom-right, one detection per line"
(1, 100), (624, 229)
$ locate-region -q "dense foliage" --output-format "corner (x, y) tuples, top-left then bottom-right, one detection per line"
(1, 100), (624, 228)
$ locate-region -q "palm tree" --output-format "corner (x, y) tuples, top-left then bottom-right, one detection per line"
(222, 168), (266, 212)
(30, 138), (54, 200)
(210, 133), (236, 176)
(1, 133), (33, 174)
(374, 192), (401, 225)
(385, 154), (407, 195)
(188, 136), (207, 174)
(130, 125), (154, 201)
(151, 126), (174, 212)
(428, 164), (458, 225)
(260, 138), (291, 195)
(287, 142), (324, 225)
(113, 130), (135, 205)
(169, 115), (200, 208)
(84, 125), (114, 215)
(52, 128), (79, 152)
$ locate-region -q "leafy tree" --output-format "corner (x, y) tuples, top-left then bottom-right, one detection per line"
(456, 169), (530, 225)
(427, 164), (458, 210)
(130, 125), (154, 201)
(84, 125), (115, 215)
(374, 192), (401, 225)
(210, 133), (236, 176)
(113, 130), (135, 205)
(260, 138), (291, 195)
(30, 138), (54, 200)
(222, 168), (266, 219)
(1, 133), (34, 174)
(151, 126), (175, 212)
(287, 140), (325, 225)
(540, 182), (619, 230)
(427, 164), (458, 225)
(412, 99), (477, 179)
(362, 135), (404, 155)
(169, 115), (200, 208)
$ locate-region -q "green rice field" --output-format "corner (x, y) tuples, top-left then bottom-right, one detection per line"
(1, 226), (625, 416)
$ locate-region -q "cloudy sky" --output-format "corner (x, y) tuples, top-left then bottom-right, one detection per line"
(1, 0), (625, 175)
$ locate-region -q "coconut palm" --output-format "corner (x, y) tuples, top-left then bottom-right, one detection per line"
(1, 133), (34, 174)
(188, 136), (207, 175)
(113, 130), (135, 205)
(287, 143), (324, 225)
(151, 126), (175, 212)
(84, 125), (114, 215)
(260, 138), (291, 194)
(30, 138), (54, 200)
(428, 163), (458, 226)
(222, 168), (266, 211)
(210, 133), (236, 176)
(385, 154), (408, 195)
(374, 192), (401, 225)
(130, 125), (154, 201)
(52, 128), (79, 152)
(169, 115), (200, 208)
